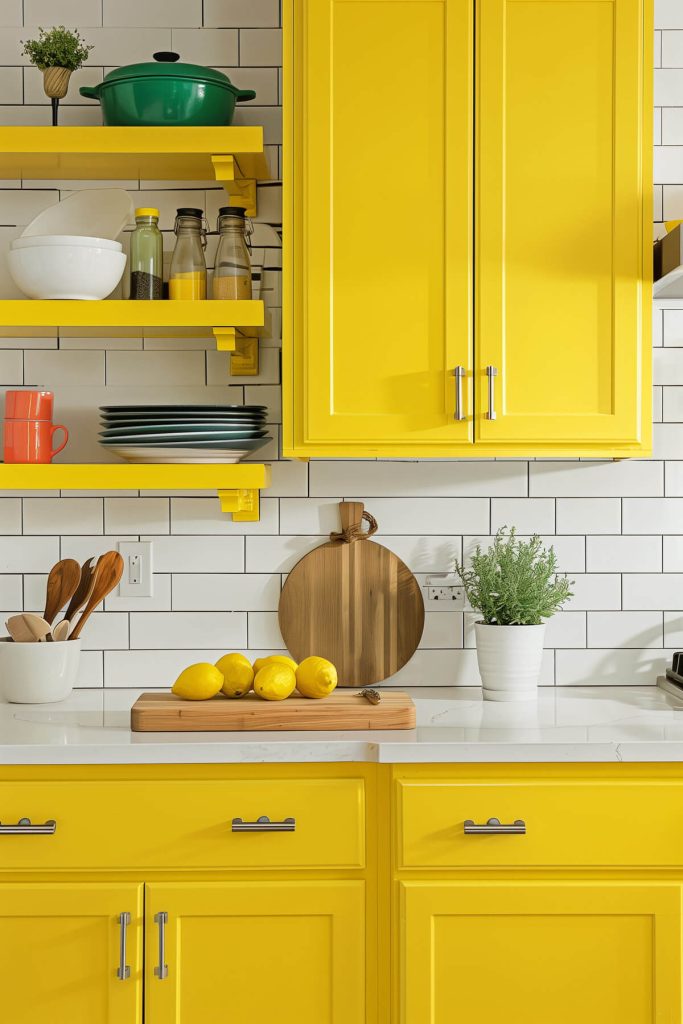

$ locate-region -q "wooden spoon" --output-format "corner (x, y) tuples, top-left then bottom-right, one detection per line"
(69, 551), (124, 641)
(43, 558), (81, 625)
(50, 619), (70, 642)
(5, 615), (36, 642)
(17, 613), (52, 642)
(62, 558), (97, 625)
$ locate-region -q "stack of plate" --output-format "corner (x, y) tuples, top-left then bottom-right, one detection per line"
(99, 405), (270, 464)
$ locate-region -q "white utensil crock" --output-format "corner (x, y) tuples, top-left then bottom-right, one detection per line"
(474, 622), (546, 701)
(0, 637), (81, 703)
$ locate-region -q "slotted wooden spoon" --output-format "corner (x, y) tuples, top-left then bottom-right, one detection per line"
(69, 551), (124, 640)
(61, 558), (97, 627)
(43, 558), (81, 625)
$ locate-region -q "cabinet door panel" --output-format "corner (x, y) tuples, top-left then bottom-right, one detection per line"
(476, 0), (650, 447)
(0, 882), (143, 1024)
(146, 881), (365, 1024)
(401, 882), (681, 1023)
(286, 0), (473, 452)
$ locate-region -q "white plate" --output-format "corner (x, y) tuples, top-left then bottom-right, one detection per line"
(107, 445), (251, 464)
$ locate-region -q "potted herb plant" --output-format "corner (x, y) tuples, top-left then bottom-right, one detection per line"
(455, 529), (573, 702)
(22, 26), (94, 125)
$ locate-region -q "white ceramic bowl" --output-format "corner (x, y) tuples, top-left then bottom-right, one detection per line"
(12, 234), (123, 252)
(0, 638), (81, 704)
(7, 242), (126, 300)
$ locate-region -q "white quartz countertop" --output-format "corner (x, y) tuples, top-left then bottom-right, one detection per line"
(1, 685), (683, 764)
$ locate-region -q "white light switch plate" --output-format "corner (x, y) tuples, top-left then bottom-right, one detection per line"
(118, 541), (154, 598)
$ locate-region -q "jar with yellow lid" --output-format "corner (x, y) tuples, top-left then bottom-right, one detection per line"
(129, 207), (163, 299)
(169, 207), (207, 300)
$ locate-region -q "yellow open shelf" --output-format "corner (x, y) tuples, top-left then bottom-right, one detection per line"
(0, 463), (271, 522)
(0, 126), (269, 183)
(0, 299), (264, 337)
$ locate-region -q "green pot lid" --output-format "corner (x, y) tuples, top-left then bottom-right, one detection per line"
(101, 51), (234, 88)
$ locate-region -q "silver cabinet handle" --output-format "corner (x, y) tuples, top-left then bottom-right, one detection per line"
(153, 912), (168, 980)
(231, 815), (296, 832)
(117, 912), (131, 981)
(0, 817), (56, 835)
(464, 817), (526, 835)
(486, 365), (498, 420)
(453, 365), (466, 421)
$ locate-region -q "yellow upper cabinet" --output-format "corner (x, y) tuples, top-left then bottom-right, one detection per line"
(476, 0), (651, 452)
(283, 0), (652, 458)
(283, 0), (474, 456)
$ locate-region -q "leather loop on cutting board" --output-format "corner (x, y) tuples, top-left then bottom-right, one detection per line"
(329, 501), (378, 544)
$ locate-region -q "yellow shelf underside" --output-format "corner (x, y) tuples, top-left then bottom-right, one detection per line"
(0, 126), (269, 181)
(0, 463), (270, 490)
(0, 299), (264, 338)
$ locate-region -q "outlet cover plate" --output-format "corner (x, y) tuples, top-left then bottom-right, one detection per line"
(118, 541), (153, 598)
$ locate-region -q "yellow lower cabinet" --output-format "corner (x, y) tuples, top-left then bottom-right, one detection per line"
(145, 880), (366, 1024)
(400, 881), (682, 1023)
(0, 882), (143, 1024)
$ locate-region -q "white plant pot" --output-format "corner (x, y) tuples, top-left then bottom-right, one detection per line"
(0, 637), (81, 703)
(474, 622), (546, 702)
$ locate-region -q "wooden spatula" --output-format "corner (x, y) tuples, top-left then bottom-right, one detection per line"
(69, 551), (124, 640)
(62, 558), (97, 626)
(43, 558), (81, 625)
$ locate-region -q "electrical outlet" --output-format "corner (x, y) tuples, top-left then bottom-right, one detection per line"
(118, 541), (153, 598)
(424, 573), (466, 606)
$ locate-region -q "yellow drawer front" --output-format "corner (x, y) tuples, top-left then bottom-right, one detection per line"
(397, 779), (683, 869)
(0, 778), (365, 871)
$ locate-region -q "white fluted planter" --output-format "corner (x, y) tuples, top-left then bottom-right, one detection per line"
(474, 622), (546, 702)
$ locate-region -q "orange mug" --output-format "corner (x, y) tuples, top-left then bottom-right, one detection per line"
(4, 419), (68, 464)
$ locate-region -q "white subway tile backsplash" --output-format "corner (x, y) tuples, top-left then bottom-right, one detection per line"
(623, 497), (683, 533)
(103, 0), (202, 27)
(105, 573), (172, 612)
(104, 498), (169, 535)
(105, 649), (231, 688)
(658, 1), (683, 29)
(245, 535), (320, 573)
(556, 649), (670, 686)
(310, 460), (527, 498)
(529, 459), (663, 496)
(130, 611), (247, 650)
(140, 535), (244, 573)
(106, 350), (206, 387)
(24, 0), (102, 23)
(239, 28), (282, 66)
(420, 612), (463, 650)
(490, 498), (555, 535)
(586, 611), (664, 649)
(556, 498), (621, 535)
(247, 611), (285, 649)
(566, 575), (622, 611)
(623, 573), (683, 609)
(171, 497), (279, 535)
(586, 535), (662, 572)
(664, 535), (683, 570)
(79, 612), (129, 651)
(172, 573), (281, 611)
(25, 350), (104, 387)
(204, 0), (280, 28)
(664, 611), (683, 646)
(23, 498), (102, 535)
(170, 28), (239, 65)
(463, 535), (585, 573)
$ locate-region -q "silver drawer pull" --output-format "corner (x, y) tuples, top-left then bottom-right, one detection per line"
(453, 365), (466, 421)
(154, 912), (168, 980)
(0, 817), (56, 835)
(232, 815), (296, 833)
(464, 817), (526, 835)
(486, 365), (498, 420)
(117, 912), (131, 981)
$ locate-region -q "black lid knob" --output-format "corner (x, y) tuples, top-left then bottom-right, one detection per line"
(153, 51), (180, 63)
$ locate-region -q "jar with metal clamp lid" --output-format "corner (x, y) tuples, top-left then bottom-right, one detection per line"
(169, 207), (207, 300)
(212, 205), (252, 300)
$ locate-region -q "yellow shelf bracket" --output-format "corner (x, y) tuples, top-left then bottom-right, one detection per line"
(217, 487), (261, 521)
(224, 178), (257, 216)
(211, 154), (236, 182)
(213, 327), (237, 351)
(230, 336), (260, 376)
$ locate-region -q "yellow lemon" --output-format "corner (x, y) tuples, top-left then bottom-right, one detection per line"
(172, 663), (223, 700)
(215, 653), (254, 698)
(295, 656), (338, 699)
(253, 654), (298, 673)
(254, 663), (296, 701)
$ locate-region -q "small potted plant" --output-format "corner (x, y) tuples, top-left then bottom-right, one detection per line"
(22, 26), (94, 125)
(456, 529), (573, 702)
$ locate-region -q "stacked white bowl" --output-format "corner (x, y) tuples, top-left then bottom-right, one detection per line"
(8, 234), (126, 300)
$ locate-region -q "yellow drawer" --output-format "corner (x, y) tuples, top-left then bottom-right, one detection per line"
(0, 778), (365, 871)
(397, 778), (683, 869)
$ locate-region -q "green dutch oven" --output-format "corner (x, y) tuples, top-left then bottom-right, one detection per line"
(80, 51), (256, 126)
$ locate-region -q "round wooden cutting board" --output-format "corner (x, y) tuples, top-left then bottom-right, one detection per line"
(278, 502), (425, 686)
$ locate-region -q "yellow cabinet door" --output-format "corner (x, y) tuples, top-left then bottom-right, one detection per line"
(0, 882), (143, 1024)
(284, 0), (473, 456)
(400, 881), (681, 1023)
(476, 0), (651, 452)
(145, 881), (365, 1024)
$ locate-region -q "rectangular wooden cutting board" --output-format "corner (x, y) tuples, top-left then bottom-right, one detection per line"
(131, 690), (415, 732)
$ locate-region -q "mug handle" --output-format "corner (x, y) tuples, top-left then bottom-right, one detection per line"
(50, 424), (69, 458)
